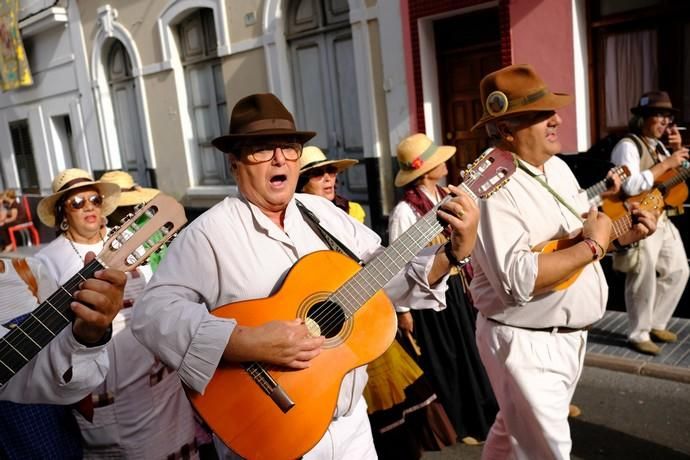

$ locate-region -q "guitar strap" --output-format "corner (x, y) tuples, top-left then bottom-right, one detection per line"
(12, 258), (38, 299)
(295, 200), (363, 265)
(517, 160), (583, 223)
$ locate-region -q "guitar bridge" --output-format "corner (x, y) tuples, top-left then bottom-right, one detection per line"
(242, 362), (295, 413)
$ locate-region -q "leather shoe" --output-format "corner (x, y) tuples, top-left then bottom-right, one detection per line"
(630, 340), (660, 355)
(650, 329), (677, 343)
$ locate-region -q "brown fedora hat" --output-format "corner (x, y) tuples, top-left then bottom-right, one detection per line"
(212, 93), (316, 153)
(471, 64), (572, 131)
(630, 91), (679, 116)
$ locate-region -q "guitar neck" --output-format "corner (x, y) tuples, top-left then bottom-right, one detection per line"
(660, 166), (690, 191)
(332, 183), (477, 314)
(586, 177), (609, 201)
(0, 258), (104, 385)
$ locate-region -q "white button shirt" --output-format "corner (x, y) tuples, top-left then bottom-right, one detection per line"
(132, 193), (448, 415)
(611, 136), (668, 196)
(470, 156), (608, 328)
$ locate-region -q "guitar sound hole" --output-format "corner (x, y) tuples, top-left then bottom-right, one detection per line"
(306, 301), (346, 339)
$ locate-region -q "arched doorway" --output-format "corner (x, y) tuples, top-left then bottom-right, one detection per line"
(285, 0), (367, 205)
(106, 40), (150, 186)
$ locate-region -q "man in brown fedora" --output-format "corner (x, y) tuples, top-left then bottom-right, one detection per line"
(468, 64), (658, 459)
(132, 92), (479, 458)
(610, 91), (689, 356)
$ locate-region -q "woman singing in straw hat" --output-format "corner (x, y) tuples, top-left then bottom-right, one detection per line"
(297, 146), (366, 223)
(389, 134), (498, 446)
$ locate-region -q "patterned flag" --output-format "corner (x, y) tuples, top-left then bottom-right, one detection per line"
(0, 0), (33, 91)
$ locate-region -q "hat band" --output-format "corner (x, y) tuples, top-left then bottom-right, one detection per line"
(300, 160), (329, 171)
(121, 185), (140, 192)
(57, 177), (92, 192)
(508, 87), (549, 110)
(399, 142), (438, 171)
(235, 118), (295, 134)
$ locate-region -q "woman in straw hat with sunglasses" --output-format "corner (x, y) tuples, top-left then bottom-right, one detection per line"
(297, 146), (366, 223)
(388, 134), (497, 447)
(36, 168), (200, 459)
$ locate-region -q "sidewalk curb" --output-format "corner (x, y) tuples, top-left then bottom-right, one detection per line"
(585, 352), (690, 384)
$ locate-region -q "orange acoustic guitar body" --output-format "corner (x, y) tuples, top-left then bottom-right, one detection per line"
(537, 189), (664, 291)
(189, 250), (396, 460)
(602, 167), (689, 218)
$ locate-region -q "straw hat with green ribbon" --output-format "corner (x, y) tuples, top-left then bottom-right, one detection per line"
(394, 134), (456, 187)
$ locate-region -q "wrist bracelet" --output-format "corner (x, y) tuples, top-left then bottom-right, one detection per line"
(444, 242), (471, 269)
(583, 238), (604, 260)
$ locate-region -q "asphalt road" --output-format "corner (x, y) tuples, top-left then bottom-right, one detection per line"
(422, 366), (690, 460)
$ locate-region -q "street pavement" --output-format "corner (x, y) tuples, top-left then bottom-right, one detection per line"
(422, 366), (690, 459)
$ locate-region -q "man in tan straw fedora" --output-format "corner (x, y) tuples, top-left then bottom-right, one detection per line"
(132, 92), (479, 459)
(1, 168), (126, 403)
(610, 91), (689, 356)
(297, 146), (365, 223)
(467, 64), (658, 459)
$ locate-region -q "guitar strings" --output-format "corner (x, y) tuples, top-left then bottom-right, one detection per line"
(0, 259), (103, 378)
(307, 178), (478, 338)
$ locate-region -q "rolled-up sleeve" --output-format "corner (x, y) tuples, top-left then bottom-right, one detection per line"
(131, 227), (235, 394)
(611, 139), (654, 196)
(476, 190), (538, 305)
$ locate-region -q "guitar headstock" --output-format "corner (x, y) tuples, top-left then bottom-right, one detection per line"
(613, 165), (631, 182)
(460, 148), (517, 199)
(98, 194), (187, 272)
(638, 188), (664, 213)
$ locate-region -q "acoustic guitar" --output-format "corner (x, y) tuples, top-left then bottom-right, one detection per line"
(0, 194), (186, 386)
(534, 189), (663, 291)
(189, 148), (517, 460)
(602, 162), (689, 219)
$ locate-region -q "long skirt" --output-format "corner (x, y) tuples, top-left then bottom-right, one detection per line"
(411, 274), (498, 441)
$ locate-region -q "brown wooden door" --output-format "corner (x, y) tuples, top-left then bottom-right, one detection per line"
(434, 9), (501, 185)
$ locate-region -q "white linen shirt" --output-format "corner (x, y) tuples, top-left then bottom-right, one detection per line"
(469, 155), (608, 328)
(0, 257), (109, 404)
(132, 193), (448, 416)
(611, 136), (669, 196)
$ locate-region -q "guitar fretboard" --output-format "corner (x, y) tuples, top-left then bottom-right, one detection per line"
(0, 258), (104, 385)
(332, 182), (478, 319)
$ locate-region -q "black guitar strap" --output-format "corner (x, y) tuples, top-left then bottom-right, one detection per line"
(295, 199), (363, 265)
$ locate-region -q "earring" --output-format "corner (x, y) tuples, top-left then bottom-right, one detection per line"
(59, 219), (69, 232)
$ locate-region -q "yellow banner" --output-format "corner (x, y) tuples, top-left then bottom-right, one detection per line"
(0, 0), (33, 91)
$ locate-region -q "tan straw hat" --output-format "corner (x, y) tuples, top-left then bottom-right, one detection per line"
(212, 93), (316, 153)
(394, 134), (456, 187)
(298, 146), (358, 175)
(37, 168), (120, 227)
(99, 170), (159, 206)
(471, 64), (572, 131)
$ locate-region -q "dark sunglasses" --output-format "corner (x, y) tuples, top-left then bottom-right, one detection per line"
(306, 165), (339, 178)
(64, 194), (104, 211)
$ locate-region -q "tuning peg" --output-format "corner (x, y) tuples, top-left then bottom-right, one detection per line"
(107, 226), (120, 238)
(120, 213), (135, 224)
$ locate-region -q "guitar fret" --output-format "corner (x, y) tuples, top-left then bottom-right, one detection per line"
(0, 357), (16, 374)
(14, 327), (42, 349)
(45, 299), (70, 322)
(4, 341), (29, 363)
(32, 316), (57, 337)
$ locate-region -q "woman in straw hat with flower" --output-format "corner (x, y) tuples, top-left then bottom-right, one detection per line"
(388, 134), (498, 448)
(297, 146), (366, 223)
(36, 168), (200, 459)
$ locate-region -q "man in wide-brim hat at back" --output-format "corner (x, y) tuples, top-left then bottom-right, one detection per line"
(132, 92), (480, 458)
(467, 64), (658, 459)
(609, 91), (689, 356)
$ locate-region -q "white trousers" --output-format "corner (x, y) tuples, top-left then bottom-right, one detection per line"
(625, 217), (689, 343)
(476, 315), (587, 460)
